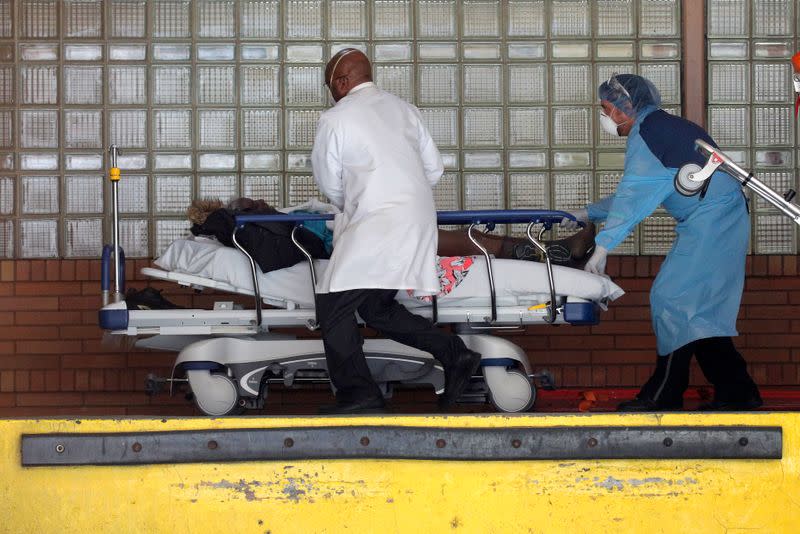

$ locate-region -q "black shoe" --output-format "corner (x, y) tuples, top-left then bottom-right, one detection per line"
(698, 397), (763, 411)
(318, 396), (387, 415)
(511, 242), (580, 263)
(616, 397), (684, 412)
(439, 350), (482, 408)
(512, 243), (538, 261)
(511, 223), (596, 269)
(126, 287), (183, 310)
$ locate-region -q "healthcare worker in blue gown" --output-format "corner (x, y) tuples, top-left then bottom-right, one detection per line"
(563, 74), (762, 411)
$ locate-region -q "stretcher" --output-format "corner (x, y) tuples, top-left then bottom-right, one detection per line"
(98, 148), (624, 415)
(99, 210), (622, 416)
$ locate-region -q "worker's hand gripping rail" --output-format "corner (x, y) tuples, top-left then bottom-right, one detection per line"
(233, 210), (578, 329)
(100, 145), (125, 306)
(681, 140), (800, 227)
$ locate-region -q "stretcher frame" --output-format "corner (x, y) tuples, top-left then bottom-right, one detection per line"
(99, 210), (606, 415)
(97, 146), (609, 414)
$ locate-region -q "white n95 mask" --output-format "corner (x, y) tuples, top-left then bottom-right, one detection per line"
(599, 112), (621, 137)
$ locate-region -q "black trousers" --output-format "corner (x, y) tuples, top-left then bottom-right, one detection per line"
(639, 336), (760, 404)
(315, 289), (466, 403)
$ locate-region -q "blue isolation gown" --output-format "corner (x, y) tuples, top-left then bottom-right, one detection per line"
(587, 106), (750, 356)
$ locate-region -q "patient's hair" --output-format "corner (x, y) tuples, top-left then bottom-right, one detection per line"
(187, 198), (224, 226)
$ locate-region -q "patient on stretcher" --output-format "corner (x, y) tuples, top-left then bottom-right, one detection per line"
(186, 198), (596, 273)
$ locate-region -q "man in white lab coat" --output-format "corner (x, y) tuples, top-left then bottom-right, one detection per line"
(311, 49), (481, 414)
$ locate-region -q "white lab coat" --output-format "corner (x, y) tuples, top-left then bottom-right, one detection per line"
(311, 82), (444, 294)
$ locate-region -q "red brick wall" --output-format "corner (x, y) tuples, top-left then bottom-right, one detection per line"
(0, 256), (798, 415)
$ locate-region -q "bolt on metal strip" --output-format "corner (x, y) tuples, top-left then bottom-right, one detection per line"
(21, 425), (782, 466)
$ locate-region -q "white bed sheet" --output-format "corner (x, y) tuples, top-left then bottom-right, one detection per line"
(154, 237), (624, 309)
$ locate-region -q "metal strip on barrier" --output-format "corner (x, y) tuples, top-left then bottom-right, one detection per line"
(21, 426), (781, 466)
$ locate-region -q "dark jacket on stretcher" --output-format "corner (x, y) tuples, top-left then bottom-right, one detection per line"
(190, 207), (330, 274)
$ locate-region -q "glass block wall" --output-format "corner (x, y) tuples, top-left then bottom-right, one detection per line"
(707, 0), (799, 254)
(0, 0), (683, 258)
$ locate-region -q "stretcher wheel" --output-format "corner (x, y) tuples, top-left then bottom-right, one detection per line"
(486, 368), (536, 413)
(186, 370), (242, 416)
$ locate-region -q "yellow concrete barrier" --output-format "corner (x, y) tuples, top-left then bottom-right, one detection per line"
(1, 413), (798, 533)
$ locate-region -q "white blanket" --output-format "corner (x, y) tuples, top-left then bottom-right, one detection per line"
(154, 237), (625, 309)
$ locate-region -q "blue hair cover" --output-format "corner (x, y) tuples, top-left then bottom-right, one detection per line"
(598, 73), (662, 118)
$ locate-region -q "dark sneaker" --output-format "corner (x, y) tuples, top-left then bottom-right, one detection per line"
(698, 396), (763, 411)
(126, 287), (183, 310)
(512, 242), (543, 262)
(513, 223), (596, 269)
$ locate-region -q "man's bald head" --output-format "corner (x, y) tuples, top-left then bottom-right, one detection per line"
(325, 49), (372, 102)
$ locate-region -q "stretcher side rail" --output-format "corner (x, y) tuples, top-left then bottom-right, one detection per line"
(114, 303), (584, 337)
(233, 210), (579, 329)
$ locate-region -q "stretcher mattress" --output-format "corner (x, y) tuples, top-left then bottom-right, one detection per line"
(154, 237), (625, 309)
